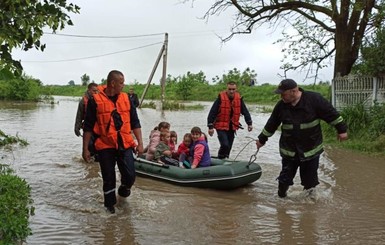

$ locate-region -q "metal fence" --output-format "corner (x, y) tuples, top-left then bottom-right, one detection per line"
(332, 76), (385, 110)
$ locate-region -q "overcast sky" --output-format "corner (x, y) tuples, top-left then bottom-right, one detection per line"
(13, 0), (333, 86)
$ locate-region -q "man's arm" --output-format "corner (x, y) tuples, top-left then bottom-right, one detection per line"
(130, 100), (143, 155)
(82, 131), (92, 162)
(207, 97), (220, 129)
(82, 98), (97, 162)
(314, 93), (348, 141)
(257, 103), (282, 145)
(240, 97), (253, 131)
(132, 128), (143, 155)
(74, 99), (84, 137)
(207, 97), (220, 136)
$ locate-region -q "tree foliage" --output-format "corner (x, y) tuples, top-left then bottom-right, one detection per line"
(0, 76), (43, 101)
(212, 67), (257, 85)
(352, 27), (385, 76)
(194, 0), (385, 80)
(167, 71), (207, 100)
(0, 0), (80, 77)
(80, 73), (90, 86)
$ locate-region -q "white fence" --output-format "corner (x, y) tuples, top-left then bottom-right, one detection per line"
(332, 76), (385, 110)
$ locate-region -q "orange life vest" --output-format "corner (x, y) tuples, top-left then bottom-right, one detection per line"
(82, 94), (89, 120)
(214, 91), (241, 130)
(92, 87), (136, 150)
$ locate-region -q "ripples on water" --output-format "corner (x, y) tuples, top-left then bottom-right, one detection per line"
(1, 96), (384, 244)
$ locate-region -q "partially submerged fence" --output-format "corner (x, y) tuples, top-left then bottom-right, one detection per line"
(332, 76), (385, 110)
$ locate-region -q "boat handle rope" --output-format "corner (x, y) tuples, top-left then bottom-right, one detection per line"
(247, 148), (259, 168)
(234, 136), (259, 166)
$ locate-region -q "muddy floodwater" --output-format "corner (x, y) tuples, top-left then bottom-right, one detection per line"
(1, 96), (384, 245)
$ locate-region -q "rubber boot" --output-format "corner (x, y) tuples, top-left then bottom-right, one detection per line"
(278, 182), (289, 198)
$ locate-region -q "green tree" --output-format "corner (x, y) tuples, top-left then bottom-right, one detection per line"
(173, 71), (208, 100)
(212, 67), (257, 85)
(80, 73), (90, 86)
(0, 76), (42, 101)
(0, 0), (80, 77)
(352, 27), (385, 76)
(195, 1), (385, 79)
(68, 80), (75, 86)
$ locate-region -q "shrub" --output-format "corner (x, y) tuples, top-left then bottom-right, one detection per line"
(0, 164), (34, 244)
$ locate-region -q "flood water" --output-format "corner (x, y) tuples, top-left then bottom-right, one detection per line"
(1, 96), (384, 245)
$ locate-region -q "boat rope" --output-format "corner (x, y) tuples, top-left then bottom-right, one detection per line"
(247, 148), (259, 168)
(234, 136), (258, 162)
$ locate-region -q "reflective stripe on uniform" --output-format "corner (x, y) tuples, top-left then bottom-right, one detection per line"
(104, 188), (116, 195)
(279, 143), (323, 158)
(281, 119), (320, 130)
(303, 143), (323, 158)
(279, 148), (296, 157)
(330, 116), (343, 126)
(262, 128), (274, 137)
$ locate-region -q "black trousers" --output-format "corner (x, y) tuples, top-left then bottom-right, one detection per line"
(277, 155), (320, 189)
(216, 129), (235, 159)
(98, 148), (136, 207)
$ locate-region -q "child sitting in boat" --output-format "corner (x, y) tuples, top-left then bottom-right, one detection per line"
(144, 121), (170, 161)
(177, 133), (192, 168)
(154, 130), (180, 166)
(190, 126), (211, 169)
(169, 130), (178, 158)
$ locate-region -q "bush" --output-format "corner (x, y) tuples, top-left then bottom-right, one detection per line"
(323, 103), (385, 154)
(0, 164), (34, 244)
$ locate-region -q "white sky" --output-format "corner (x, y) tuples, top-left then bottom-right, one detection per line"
(12, 0), (333, 86)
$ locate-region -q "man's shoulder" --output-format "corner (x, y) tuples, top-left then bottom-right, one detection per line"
(302, 90), (325, 103)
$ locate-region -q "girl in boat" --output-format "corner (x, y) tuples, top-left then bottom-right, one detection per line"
(177, 133), (192, 168)
(169, 130), (178, 159)
(190, 126), (211, 169)
(154, 130), (179, 166)
(144, 121), (170, 160)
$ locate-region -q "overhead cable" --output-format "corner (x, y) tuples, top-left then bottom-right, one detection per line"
(22, 42), (163, 63)
(43, 32), (166, 39)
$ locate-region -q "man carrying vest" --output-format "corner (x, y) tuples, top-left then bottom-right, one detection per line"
(207, 81), (253, 159)
(256, 79), (348, 198)
(82, 70), (144, 214)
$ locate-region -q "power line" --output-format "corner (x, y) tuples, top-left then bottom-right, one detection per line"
(43, 32), (165, 39)
(22, 42), (163, 63)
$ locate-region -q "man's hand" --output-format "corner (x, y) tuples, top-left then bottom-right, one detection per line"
(82, 149), (91, 162)
(256, 140), (264, 149)
(337, 132), (348, 142)
(75, 128), (81, 137)
(135, 143), (144, 156)
(248, 125), (253, 132)
(208, 128), (214, 137)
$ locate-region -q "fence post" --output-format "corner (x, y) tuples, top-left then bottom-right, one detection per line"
(372, 77), (378, 106)
(331, 78), (336, 108)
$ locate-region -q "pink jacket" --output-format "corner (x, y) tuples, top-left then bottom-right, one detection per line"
(145, 129), (160, 160)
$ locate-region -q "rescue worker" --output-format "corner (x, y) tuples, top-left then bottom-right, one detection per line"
(207, 81), (253, 159)
(256, 79), (348, 198)
(74, 82), (98, 137)
(128, 87), (140, 108)
(82, 70), (144, 214)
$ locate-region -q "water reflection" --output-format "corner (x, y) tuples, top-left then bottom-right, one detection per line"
(0, 96), (384, 244)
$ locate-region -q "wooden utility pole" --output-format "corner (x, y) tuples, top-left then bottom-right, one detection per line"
(138, 33), (168, 109)
(160, 33), (168, 108)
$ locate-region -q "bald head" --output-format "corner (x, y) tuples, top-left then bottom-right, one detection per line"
(107, 70), (124, 86)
